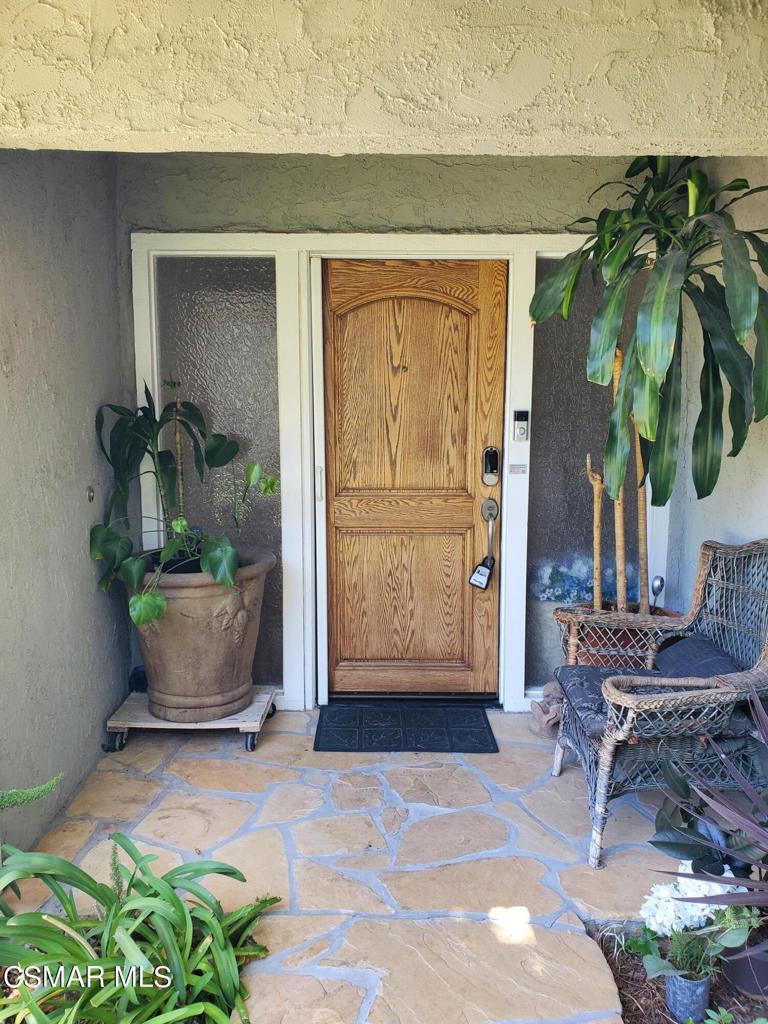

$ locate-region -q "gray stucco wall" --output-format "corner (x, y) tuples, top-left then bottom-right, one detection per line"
(117, 153), (629, 234)
(0, 151), (132, 848)
(666, 157), (768, 610)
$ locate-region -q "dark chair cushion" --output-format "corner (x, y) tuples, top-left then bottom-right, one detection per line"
(654, 634), (741, 678)
(554, 662), (752, 741)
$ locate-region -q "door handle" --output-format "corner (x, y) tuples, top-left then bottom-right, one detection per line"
(470, 498), (499, 590)
(481, 498), (499, 560)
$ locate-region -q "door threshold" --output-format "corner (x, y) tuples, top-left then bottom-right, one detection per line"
(328, 694), (501, 708)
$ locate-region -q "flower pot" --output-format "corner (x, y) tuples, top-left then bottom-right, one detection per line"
(722, 943), (768, 1000)
(134, 550), (276, 724)
(665, 974), (711, 1024)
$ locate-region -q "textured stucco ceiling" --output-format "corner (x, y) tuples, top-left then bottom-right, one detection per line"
(1, 0), (767, 155)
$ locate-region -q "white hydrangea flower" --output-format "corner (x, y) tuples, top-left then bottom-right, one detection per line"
(640, 860), (743, 937)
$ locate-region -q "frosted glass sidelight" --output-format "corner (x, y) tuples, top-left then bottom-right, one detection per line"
(525, 258), (640, 691)
(155, 256), (282, 688)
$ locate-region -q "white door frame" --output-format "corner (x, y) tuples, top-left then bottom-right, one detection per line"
(131, 232), (669, 713)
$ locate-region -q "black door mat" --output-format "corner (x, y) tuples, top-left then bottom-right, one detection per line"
(313, 702), (499, 753)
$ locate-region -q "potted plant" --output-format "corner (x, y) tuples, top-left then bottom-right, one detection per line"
(633, 864), (744, 1022)
(637, 928), (719, 1024)
(90, 383), (278, 723)
(708, 907), (768, 1000)
(530, 157), (768, 638)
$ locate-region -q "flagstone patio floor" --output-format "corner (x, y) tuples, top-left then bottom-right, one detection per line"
(9, 709), (673, 1023)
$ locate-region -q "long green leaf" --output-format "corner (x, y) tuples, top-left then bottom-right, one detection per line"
(603, 339), (637, 500)
(746, 231), (768, 276)
(755, 287), (768, 421)
(636, 249), (687, 385)
(156, 450), (177, 509)
(633, 362), (661, 441)
(601, 223), (648, 284)
(698, 213), (758, 343)
(692, 332), (724, 498)
(727, 389), (749, 457)
(177, 419), (205, 481)
(649, 327), (682, 506)
(529, 247), (589, 324)
(587, 258), (644, 384)
(687, 274), (754, 429)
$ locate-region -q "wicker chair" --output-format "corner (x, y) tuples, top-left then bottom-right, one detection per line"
(551, 539), (768, 868)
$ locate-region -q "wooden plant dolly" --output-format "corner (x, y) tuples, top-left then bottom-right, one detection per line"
(105, 687), (277, 753)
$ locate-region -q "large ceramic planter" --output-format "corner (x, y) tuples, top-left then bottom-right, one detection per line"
(665, 974), (710, 1024)
(722, 943), (768, 1000)
(134, 549), (276, 723)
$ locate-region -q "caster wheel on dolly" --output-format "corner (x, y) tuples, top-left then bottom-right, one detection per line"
(245, 733), (257, 752)
(267, 703), (277, 719)
(102, 731), (126, 753)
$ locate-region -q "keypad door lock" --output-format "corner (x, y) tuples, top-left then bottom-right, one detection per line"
(482, 446), (500, 486)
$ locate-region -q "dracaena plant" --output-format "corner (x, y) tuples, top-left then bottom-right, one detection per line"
(90, 382), (277, 626)
(530, 155), (768, 505)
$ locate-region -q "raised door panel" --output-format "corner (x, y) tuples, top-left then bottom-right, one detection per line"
(335, 298), (471, 492)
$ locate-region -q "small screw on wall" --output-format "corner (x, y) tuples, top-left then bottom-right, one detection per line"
(86, 485), (95, 503)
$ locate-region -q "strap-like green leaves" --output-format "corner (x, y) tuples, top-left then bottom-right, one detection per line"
(529, 247), (589, 324)
(754, 288), (768, 422)
(601, 224), (648, 284)
(692, 333), (724, 498)
(649, 330), (682, 506)
(698, 213), (758, 344)
(636, 249), (687, 385)
(688, 272), (753, 428)
(588, 258), (644, 385)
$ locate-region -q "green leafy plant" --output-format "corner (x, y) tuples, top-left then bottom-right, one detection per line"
(90, 382), (277, 626)
(0, 833), (279, 1022)
(651, 689), (768, 921)
(649, 764), (760, 879)
(530, 155), (768, 505)
(689, 1010), (734, 1024)
(642, 927), (719, 979)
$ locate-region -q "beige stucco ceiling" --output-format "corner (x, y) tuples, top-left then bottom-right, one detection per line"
(1, 0), (766, 156)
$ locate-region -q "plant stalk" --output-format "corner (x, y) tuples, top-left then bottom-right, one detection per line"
(586, 453), (604, 611)
(633, 421), (650, 614)
(612, 349), (628, 612)
(174, 394), (185, 518)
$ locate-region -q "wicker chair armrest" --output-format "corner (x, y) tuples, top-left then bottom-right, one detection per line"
(601, 674), (740, 739)
(554, 605), (691, 634)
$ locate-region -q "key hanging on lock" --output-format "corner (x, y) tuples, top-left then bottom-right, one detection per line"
(469, 499), (498, 590)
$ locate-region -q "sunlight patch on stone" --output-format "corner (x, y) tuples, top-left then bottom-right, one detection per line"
(489, 905), (535, 945)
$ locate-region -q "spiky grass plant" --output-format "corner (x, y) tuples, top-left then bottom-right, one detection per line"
(0, 832), (279, 1022)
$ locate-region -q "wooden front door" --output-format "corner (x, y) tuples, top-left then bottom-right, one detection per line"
(323, 259), (507, 695)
